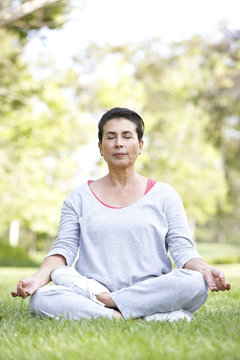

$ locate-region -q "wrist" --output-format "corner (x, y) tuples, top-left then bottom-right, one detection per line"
(32, 272), (50, 287)
(184, 257), (211, 273)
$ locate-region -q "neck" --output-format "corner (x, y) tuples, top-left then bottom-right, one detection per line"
(106, 167), (140, 187)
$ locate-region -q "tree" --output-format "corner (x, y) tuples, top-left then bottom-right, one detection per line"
(73, 41), (228, 240)
(0, 0), (70, 39)
(172, 30), (240, 243)
(0, 0), (93, 251)
(72, 34), (240, 243)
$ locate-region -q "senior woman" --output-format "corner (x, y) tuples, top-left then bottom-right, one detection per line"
(12, 107), (230, 322)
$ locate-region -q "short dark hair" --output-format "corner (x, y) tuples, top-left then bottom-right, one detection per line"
(98, 107), (145, 143)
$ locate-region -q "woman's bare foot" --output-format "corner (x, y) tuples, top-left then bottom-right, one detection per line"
(96, 292), (123, 319)
(112, 310), (124, 319)
(96, 292), (117, 308)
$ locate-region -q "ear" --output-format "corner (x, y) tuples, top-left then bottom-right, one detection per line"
(139, 140), (144, 153)
(98, 142), (102, 156)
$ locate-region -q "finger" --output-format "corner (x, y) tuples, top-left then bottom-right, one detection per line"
(207, 280), (217, 291)
(216, 274), (227, 291)
(12, 288), (27, 298)
(203, 271), (217, 291)
(215, 278), (220, 291)
(20, 279), (33, 295)
(218, 275), (231, 291)
(220, 281), (231, 291)
(17, 280), (23, 291)
(17, 281), (28, 298)
(218, 276), (227, 291)
(18, 288), (26, 298)
(216, 271), (225, 279)
(19, 289), (28, 299)
(24, 285), (34, 296)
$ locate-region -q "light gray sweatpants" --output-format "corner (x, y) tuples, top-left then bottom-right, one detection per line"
(30, 269), (208, 320)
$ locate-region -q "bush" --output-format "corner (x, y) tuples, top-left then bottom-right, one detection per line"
(196, 242), (240, 265)
(0, 242), (39, 267)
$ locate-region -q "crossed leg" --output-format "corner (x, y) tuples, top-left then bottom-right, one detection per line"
(30, 285), (115, 320)
(30, 268), (208, 321)
(107, 269), (208, 320)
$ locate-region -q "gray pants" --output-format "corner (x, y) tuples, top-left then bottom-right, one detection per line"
(30, 269), (208, 320)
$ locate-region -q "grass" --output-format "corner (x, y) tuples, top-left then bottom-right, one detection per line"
(0, 266), (239, 360)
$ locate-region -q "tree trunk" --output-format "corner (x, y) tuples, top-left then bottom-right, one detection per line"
(9, 220), (20, 247)
(188, 216), (196, 245)
(28, 230), (37, 256)
(0, 0), (59, 27)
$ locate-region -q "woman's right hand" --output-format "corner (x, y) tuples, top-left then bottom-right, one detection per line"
(11, 254), (66, 299)
(11, 277), (41, 299)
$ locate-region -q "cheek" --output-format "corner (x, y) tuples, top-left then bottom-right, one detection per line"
(130, 145), (140, 155)
(102, 145), (112, 156)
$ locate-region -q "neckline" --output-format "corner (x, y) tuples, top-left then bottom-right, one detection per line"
(87, 178), (156, 209)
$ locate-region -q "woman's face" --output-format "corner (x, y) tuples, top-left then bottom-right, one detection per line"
(98, 118), (143, 169)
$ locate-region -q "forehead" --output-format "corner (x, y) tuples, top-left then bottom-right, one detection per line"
(103, 118), (137, 133)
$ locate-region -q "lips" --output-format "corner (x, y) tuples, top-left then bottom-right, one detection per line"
(113, 153), (126, 157)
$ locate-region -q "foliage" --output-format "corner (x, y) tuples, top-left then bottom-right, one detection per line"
(196, 242), (240, 265)
(0, 28), (91, 241)
(73, 33), (240, 242)
(0, 266), (239, 360)
(0, 0), (71, 40)
(0, 1), (239, 248)
(182, 30), (240, 242)
(74, 43), (227, 228)
(0, 1), (93, 247)
(0, 242), (39, 267)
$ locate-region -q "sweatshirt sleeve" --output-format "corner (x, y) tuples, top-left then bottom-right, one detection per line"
(45, 197), (80, 266)
(164, 191), (201, 269)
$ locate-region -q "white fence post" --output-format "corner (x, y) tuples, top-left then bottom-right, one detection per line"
(9, 220), (20, 247)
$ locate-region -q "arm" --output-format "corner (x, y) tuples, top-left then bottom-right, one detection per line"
(165, 191), (201, 269)
(11, 254), (66, 299)
(183, 257), (231, 292)
(12, 192), (80, 299)
(164, 189), (231, 292)
(31, 254), (66, 287)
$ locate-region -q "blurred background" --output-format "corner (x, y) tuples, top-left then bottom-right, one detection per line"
(0, 0), (240, 267)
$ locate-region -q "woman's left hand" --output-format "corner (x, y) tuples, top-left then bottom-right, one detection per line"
(201, 266), (231, 292)
(184, 258), (231, 292)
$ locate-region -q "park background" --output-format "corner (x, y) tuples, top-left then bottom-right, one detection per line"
(0, 0), (239, 265)
(0, 1), (239, 359)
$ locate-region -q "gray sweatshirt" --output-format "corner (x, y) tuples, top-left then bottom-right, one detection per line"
(47, 181), (201, 292)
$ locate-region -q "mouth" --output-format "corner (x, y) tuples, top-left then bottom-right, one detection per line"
(113, 153), (126, 158)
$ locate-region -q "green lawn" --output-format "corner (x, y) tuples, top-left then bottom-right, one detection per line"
(0, 266), (239, 360)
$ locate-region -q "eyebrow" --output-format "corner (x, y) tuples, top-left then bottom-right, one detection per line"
(105, 130), (134, 136)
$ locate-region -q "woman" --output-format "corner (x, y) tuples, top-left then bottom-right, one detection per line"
(12, 107), (231, 322)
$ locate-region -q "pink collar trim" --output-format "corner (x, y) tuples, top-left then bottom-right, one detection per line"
(87, 178), (156, 209)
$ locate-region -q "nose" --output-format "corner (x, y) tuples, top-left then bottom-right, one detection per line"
(115, 136), (123, 148)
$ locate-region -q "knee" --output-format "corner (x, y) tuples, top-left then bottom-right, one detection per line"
(29, 286), (48, 317)
(183, 269), (209, 298)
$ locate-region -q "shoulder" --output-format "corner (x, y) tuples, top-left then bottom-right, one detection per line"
(154, 181), (181, 199)
(151, 182), (186, 214)
(63, 182), (90, 207)
(60, 182), (92, 216)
